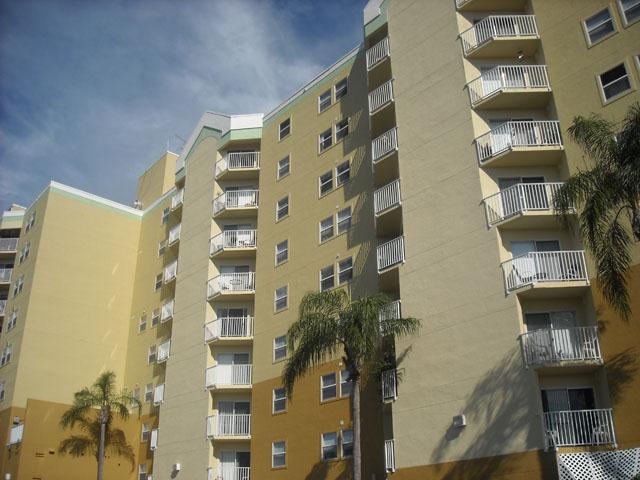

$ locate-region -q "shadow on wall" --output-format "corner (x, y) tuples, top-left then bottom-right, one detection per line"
(605, 347), (639, 405)
(304, 459), (351, 480)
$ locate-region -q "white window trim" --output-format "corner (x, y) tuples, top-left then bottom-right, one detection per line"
(154, 273), (163, 291)
(319, 265), (335, 292)
(318, 89), (332, 113)
(321, 373), (337, 402)
(319, 216), (334, 244)
(321, 431), (339, 462)
(341, 429), (354, 458)
(275, 240), (289, 266)
(319, 128), (333, 153)
(151, 308), (160, 327)
(147, 345), (157, 364)
(335, 161), (351, 186)
(334, 77), (348, 100)
(274, 285), (289, 312)
(277, 155), (291, 180)
(336, 207), (352, 235)
(319, 171), (334, 197)
(144, 383), (153, 402)
(279, 118), (291, 141)
(582, 7), (617, 46)
(338, 257), (353, 285)
(276, 196), (289, 222)
(597, 61), (634, 104)
(272, 440), (286, 468)
(273, 387), (287, 413)
(273, 335), (288, 362)
(161, 207), (170, 225)
(335, 118), (350, 142)
(617, 0), (640, 26)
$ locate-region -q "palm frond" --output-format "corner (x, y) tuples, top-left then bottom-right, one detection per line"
(106, 428), (136, 471)
(567, 113), (617, 167)
(58, 435), (95, 458)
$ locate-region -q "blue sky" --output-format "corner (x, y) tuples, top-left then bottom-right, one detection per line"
(0, 0), (367, 210)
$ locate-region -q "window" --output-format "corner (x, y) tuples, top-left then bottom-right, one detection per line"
(319, 89), (332, 112)
(338, 258), (353, 285)
(583, 8), (615, 45)
(158, 241), (166, 257)
(277, 155), (290, 179)
(132, 387), (140, 407)
(0, 345), (12, 367)
(138, 464), (147, 480)
(274, 335), (288, 361)
(321, 373), (337, 401)
(273, 387), (287, 413)
(139, 315), (147, 333)
(598, 63), (632, 102)
(147, 345), (157, 364)
(340, 369), (352, 398)
(341, 429), (354, 457)
(336, 207), (352, 234)
(154, 273), (163, 291)
(141, 424), (150, 442)
(335, 161), (350, 186)
(319, 171), (333, 196)
(319, 216), (334, 243)
(319, 128), (333, 153)
(276, 196), (289, 221)
(321, 432), (338, 461)
(320, 265), (335, 292)
(272, 441), (286, 467)
(335, 119), (349, 142)
(25, 212), (35, 233)
(19, 243), (30, 264)
(274, 286), (288, 312)
(7, 310), (17, 331)
(0, 381), (5, 401)
(144, 383), (153, 403)
(334, 78), (348, 100)
(13, 276), (24, 297)
(161, 207), (170, 225)
(279, 118), (291, 140)
(151, 308), (160, 327)
(275, 240), (289, 265)
(618, 0), (640, 25)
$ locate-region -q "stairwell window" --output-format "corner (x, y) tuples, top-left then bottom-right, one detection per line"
(277, 155), (290, 179)
(319, 216), (334, 243)
(319, 171), (333, 196)
(583, 8), (616, 45)
(335, 119), (349, 142)
(321, 373), (337, 401)
(321, 432), (338, 461)
(276, 196), (289, 221)
(319, 89), (332, 113)
(334, 78), (348, 100)
(320, 265), (335, 292)
(335, 161), (350, 186)
(338, 257), (353, 285)
(618, 0), (640, 26)
(274, 286), (288, 312)
(147, 345), (157, 364)
(336, 207), (352, 234)
(598, 63), (633, 103)
(273, 387), (287, 413)
(275, 240), (289, 266)
(319, 128), (333, 153)
(279, 118), (291, 140)
(272, 441), (286, 468)
(274, 335), (288, 361)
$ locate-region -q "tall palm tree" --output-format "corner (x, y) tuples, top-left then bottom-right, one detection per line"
(554, 102), (640, 319)
(58, 371), (141, 480)
(282, 290), (420, 480)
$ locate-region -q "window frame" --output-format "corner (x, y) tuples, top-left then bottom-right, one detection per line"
(277, 155), (291, 180)
(147, 345), (157, 364)
(319, 215), (335, 243)
(319, 170), (334, 197)
(274, 285), (289, 312)
(273, 387), (287, 413)
(273, 335), (288, 362)
(158, 240), (166, 257)
(276, 196), (290, 222)
(341, 429), (354, 457)
(154, 273), (163, 291)
(335, 118), (349, 142)
(279, 118), (291, 141)
(321, 431), (339, 461)
(321, 372), (337, 402)
(7, 309), (17, 331)
(144, 383), (153, 403)
(319, 128), (333, 153)
(275, 239), (289, 266)
(141, 423), (151, 442)
(597, 61), (634, 104)
(272, 440), (287, 468)
(319, 264), (335, 292)
(318, 88), (332, 113)
(617, 0), (640, 26)
(161, 207), (170, 225)
(340, 369), (352, 397)
(338, 257), (353, 285)
(335, 161), (350, 187)
(582, 7), (617, 46)
(334, 78), (348, 100)
(139, 314), (147, 333)
(151, 308), (160, 327)
(336, 207), (352, 235)
(0, 381), (5, 401)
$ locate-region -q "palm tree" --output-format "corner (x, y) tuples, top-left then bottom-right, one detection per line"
(554, 102), (640, 320)
(282, 290), (420, 480)
(58, 371), (141, 480)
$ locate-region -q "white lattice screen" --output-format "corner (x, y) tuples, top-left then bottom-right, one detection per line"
(558, 447), (640, 480)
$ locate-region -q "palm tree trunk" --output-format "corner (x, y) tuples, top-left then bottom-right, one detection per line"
(97, 409), (106, 480)
(352, 378), (362, 480)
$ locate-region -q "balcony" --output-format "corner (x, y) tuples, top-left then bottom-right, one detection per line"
(467, 65), (551, 109)
(502, 251), (589, 296)
(381, 369), (398, 402)
(379, 300), (401, 323)
(366, 37), (390, 70)
(377, 236), (405, 273)
(171, 188), (184, 211)
(372, 128), (398, 165)
(369, 80), (394, 114)
(476, 120), (563, 167)
(520, 327), (602, 368)
(161, 299), (174, 322)
(163, 261), (177, 284)
(168, 224), (181, 246)
(157, 340), (171, 363)
(207, 414), (251, 440)
(215, 152), (260, 180)
(220, 467), (250, 480)
(0, 238), (18, 253)
(205, 317), (253, 344)
(209, 230), (257, 258)
(460, 15), (539, 58)
(150, 429), (158, 450)
(212, 191), (259, 218)
(0, 268), (12, 284)
(374, 179), (402, 236)
(456, 0), (527, 12)
(205, 364), (252, 391)
(484, 182), (568, 228)
(153, 383), (165, 405)
(207, 273), (255, 300)
(543, 409), (616, 449)
(385, 439), (396, 473)
(8, 424), (24, 445)
(0, 299), (5, 316)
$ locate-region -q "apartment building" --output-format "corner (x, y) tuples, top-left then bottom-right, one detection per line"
(0, 1), (638, 479)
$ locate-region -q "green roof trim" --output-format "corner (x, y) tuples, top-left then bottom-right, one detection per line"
(364, 0), (389, 37)
(218, 127), (263, 150)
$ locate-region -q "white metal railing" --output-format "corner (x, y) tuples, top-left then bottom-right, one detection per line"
(377, 236), (405, 272)
(385, 439), (396, 472)
(210, 230), (257, 255)
(484, 182), (565, 225)
(467, 65), (550, 106)
(460, 15), (538, 55)
(168, 224), (181, 245)
(379, 300), (401, 323)
(366, 37), (390, 70)
(0, 299), (6, 315)
(372, 127), (398, 163)
(207, 414), (251, 438)
(0, 268), (13, 283)
(171, 188), (184, 210)
(161, 299), (174, 322)
(206, 364), (252, 388)
(0, 238), (19, 252)
(153, 384), (165, 405)
(502, 250), (588, 292)
(8, 424), (24, 445)
(213, 190), (259, 215)
(163, 261), (177, 283)
(520, 327), (602, 367)
(205, 317), (253, 342)
(382, 369), (398, 401)
(543, 409), (616, 448)
(369, 80), (394, 113)
(476, 120), (562, 163)
(223, 467), (250, 480)
(216, 152), (260, 177)
(374, 179), (401, 216)
(207, 273), (255, 298)
(157, 340), (171, 363)
(150, 429), (158, 450)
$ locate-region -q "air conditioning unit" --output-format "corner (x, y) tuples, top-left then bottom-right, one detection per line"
(452, 414), (466, 428)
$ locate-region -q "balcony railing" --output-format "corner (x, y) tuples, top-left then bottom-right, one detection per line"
(379, 300), (401, 323)
(161, 299), (174, 322)
(467, 65), (550, 106)
(216, 152), (260, 177)
(374, 179), (401, 216)
(385, 439), (396, 472)
(213, 190), (259, 215)
(520, 327), (602, 367)
(369, 80), (394, 113)
(0, 268), (13, 283)
(377, 236), (405, 272)
(382, 369), (398, 402)
(372, 128), (398, 163)
(210, 230), (257, 255)
(543, 409), (616, 448)
(366, 37), (390, 70)
(207, 273), (255, 298)
(168, 224), (181, 245)
(163, 261), (178, 284)
(8, 424), (24, 445)
(460, 15), (538, 56)
(207, 414), (251, 438)
(221, 467), (250, 480)
(484, 182), (565, 226)
(171, 188), (184, 210)
(153, 383), (165, 405)
(150, 429), (158, 450)
(476, 120), (562, 163)
(205, 317), (253, 343)
(502, 251), (588, 292)
(0, 238), (19, 252)
(157, 340), (171, 363)
(0, 299), (7, 315)
(206, 364), (252, 388)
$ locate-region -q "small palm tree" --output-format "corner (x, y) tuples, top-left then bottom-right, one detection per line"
(554, 102), (640, 320)
(282, 290), (420, 480)
(58, 371), (141, 480)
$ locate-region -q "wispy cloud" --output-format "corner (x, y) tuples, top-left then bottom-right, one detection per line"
(0, 0), (365, 209)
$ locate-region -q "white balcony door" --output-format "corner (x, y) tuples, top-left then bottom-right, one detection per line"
(542, 387), (596, 445)
(220, 450), (250, 479)
(525, 311), (578, 360)
(510, 240), (560, 282)
(217, 353), (250, 384)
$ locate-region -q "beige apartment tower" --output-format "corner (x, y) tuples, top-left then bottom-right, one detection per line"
(1, 1), (639, 479)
